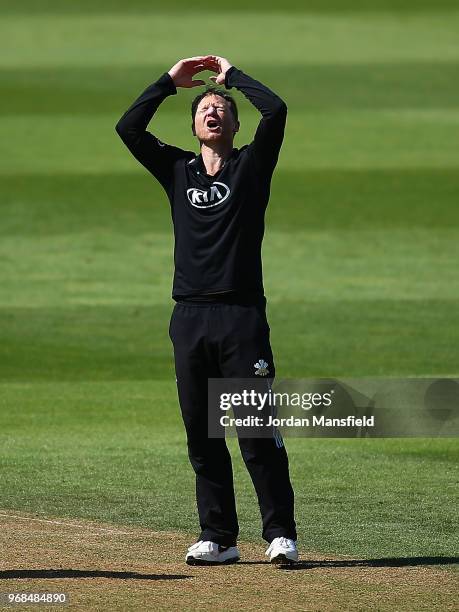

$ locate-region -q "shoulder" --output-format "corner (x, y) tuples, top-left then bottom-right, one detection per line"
(231, 144), (251, 161)
(160, 144), (196, 165)
(237, 144), (250, 155)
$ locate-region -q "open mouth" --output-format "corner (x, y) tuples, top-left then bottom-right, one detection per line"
(206, 120), (221, 131)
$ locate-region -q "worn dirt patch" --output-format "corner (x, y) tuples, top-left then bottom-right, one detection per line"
(0, 511), (456, 611)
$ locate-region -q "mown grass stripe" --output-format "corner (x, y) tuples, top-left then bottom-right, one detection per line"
(2, 62), (459, 115)
(2, 0), (459, 14)
(1, 300), (458, 381)
(1, 110), (459, 174)
(1, 169), (459, 236)
(2, 13), (459, 68)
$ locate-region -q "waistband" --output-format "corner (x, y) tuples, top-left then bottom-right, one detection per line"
(174, 291), (266, 308)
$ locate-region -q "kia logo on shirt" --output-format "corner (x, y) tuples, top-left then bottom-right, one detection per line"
(186, 182), (231, 209)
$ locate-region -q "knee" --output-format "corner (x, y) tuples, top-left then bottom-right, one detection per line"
(239, 437), (286, 465)
(187, 437), (231, 473)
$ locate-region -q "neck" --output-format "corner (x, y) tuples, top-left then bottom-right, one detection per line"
(200, 141), (233, 175)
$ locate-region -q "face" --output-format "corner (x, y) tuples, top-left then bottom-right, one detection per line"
(193, 94), (239, 144)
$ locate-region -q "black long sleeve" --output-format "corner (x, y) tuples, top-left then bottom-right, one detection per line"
(115, 72), (192, 194)
(116, 66), (287, 299)
(225, 66), (287, 176)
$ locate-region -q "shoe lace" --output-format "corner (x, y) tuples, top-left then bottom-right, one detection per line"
(266, 537), (297, 556)
(275, 537), (295, 549)
(279, 537), (291, 548)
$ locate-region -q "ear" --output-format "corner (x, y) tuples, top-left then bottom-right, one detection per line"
(233, 120), (240, 135)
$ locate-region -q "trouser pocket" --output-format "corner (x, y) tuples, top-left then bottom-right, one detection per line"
(168, 304), (178, 341)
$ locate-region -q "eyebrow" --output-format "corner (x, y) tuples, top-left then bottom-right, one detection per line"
(199, 104), (226, 110)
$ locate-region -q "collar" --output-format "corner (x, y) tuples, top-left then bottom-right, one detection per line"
(188, 148), (237, 177)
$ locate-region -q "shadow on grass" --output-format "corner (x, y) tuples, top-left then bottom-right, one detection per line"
(280, 556), (459, 571)
(2, 557), (457, 576)
(0, 569), (191, 580)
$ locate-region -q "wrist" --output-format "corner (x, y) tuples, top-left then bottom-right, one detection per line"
(167, 70), (177, 85)
(224, 65), (237, 89)
(158, 71), (177, 95)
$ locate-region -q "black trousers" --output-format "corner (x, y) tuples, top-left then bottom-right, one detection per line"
(169, 294), (297, 546)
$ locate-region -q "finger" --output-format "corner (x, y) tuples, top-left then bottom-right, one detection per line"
(199, 60), (216, 71)
(205, 57), (220, 67)
(191, 61), (211, 71)
(185, 55), (210, 63)
(181, 58), (201, 66)
(191, 65), (208, 76)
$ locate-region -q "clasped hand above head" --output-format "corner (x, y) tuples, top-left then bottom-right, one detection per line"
(167, 55), (233, 88)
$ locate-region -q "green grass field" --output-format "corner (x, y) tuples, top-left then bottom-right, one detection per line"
(1, 1), (458, 607)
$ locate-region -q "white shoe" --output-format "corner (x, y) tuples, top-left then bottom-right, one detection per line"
(186, 540), (240, 565)
(265, 537), (298, 564)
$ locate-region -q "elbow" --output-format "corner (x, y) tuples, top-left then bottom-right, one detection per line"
(270, 98), (287, 121)
(115, 120), (141, 151)
(115, 119), (134, 147)
(276, 99), (287, 117)
(271, 100), (287, 129)
(115, 119), (126, 140)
